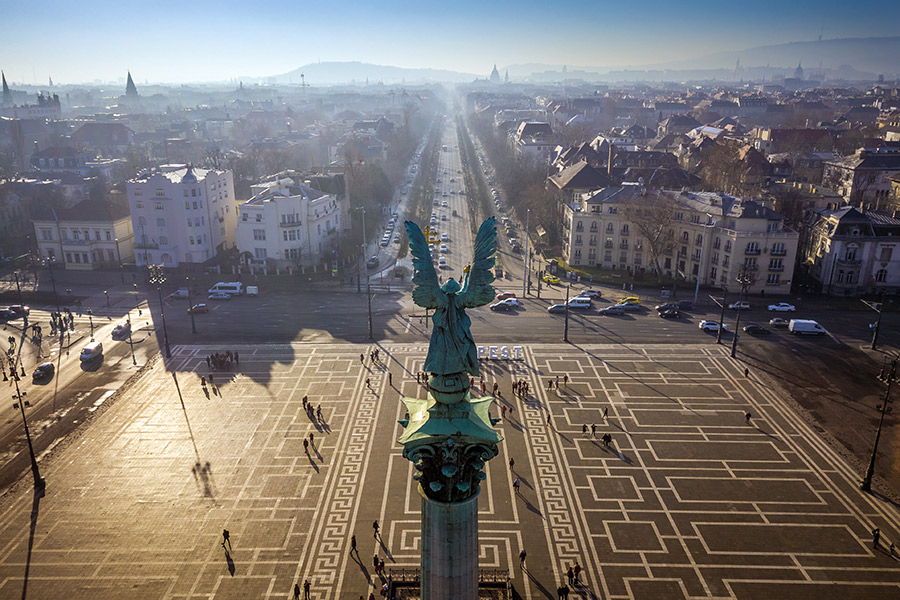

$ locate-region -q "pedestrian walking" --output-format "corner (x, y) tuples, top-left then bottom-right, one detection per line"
(222, 529), (231, 549)
(563, 374), (569, 387)
(547, 414), (552, 426)
(351, 534), (357, 554)
(373, 554), (380, 571)
(745, 412), (752, 425)
(303, 579), (311, 600)
(379, 558), (385, 573)
(573, 562), (581, 584)
(388, 372), (393, 386)
(555, 375), (559, 388)
(360, 353), (365, 364)
(890, 542), (895, 556)
(373, 519), (380, 538)
(513, 477), (520, 494)
(303, 439), (309, 453)
(567, 565), (574, 585)
(873, 527), (881, 549)
(744, 367), (749, 378)
(492, 382), (498, 395)
(206, 356), (211, 369)
(591, 423), (596, 438)
(309, 432), (314, 447)
(316, 405), (322, 421)
(582, 424), (588, 437)
(294, 583), (301, 600)
(501, 405), (507, 418)
(481, 381), (486, 395)
(234, 351), (239, 365)
(603, 407), (608, 419)
(519, 549), (527, 568)
(366, 377), (371, 389)
(548, 379), (553, 390)
(509, 457), (515, 470)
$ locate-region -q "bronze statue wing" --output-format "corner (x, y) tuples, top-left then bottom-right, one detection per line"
(405, 221), (446, 309)
(458, 217), (498, 308)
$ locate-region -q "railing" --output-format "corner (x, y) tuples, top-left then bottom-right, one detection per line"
(768, 265), (784, 272)
(388, 567), (419, 583)
(589, 240), (597, 246)
(620, 229), (629, 235)
(745, 248), (761, 255)
(770, 248), (787, 256)
(619, 243), (628, 249)
(134, 242), (160, 249)
(605, 242), (614, 249)
(279, 221), (301, 227)
(743, 264), (758, 270)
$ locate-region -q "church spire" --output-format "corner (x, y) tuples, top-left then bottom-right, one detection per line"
(2, 71), (11, 107)
(125, 71), (138, 98)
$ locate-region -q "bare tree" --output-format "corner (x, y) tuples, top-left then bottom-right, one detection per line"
(621, 190), (678, 283)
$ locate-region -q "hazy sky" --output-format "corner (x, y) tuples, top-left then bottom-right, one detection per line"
(1, 0), (896, 84)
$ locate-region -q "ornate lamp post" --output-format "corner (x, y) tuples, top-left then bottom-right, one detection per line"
(87, 309), (94, 341)
(148, 265), (171, 358)
(730, 266), (755, 358)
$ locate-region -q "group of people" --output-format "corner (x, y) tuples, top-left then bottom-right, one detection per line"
(512, 380), (530, 397)
(362, 349), (382, 364)
(206, 350), (238, 371)
(547, 374), (568, 390)
(49, 310), (74, 334)
(302, 396), (323, 424)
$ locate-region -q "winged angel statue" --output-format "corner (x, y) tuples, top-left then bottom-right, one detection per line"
(406, 217), (497, 377)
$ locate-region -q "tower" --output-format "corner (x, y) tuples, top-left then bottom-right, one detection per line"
(794, 62), (804, 81)
(125, 71), (139, 99)
(489, 64), (500, 84)
(2, 71), (12, 107)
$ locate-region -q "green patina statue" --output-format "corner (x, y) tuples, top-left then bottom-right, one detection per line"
(398, 217), (502, 504)
(406, 217), (498, 377)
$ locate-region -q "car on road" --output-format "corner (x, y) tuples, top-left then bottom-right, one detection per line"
(768, 302), (796, 312)
(615, 302), (643, 312)
(547, 303), (567, 314)
(495, 298), (520, 307)
(577, 289), (602, 298)
(169, 288), (190, 299)
(366, 256), (380, 268)
(743, 323), (770, 335)
(208, 291), (231, 300)
(618, 297), (640, 305)
(567, 297), (592, 309)
(677, 300), (694, 310)
(599, 305), (625, 315)
(728, 301), (751, 310)
(655, 303), (680, 313)
(542, 274), (560, 285)
(490, 300), (517, 312)
(438, 257), (447, 268)
(659, 309), (680, 319)
(32, 362), (55, 381)
(699, 320), (727, 332)
(496, 291), (517, 301)
(188, 303), (209, 314)
(0, 308), (16, 321)
(393, 236), (400, 244)
(769, 317), (790, 328)
(441, 233), (449, 241)
(441, 214), (447, 221)
(380, 237), (390, 247)
(9, 305), (30, 316)
(441, 200), (448, 207)
(440, 244), (449, 253)
(112, 322), (131, 339)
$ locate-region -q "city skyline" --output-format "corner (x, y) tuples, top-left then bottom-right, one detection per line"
(1, 0), (898, 84)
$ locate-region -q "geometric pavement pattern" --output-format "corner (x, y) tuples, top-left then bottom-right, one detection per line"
(0, 343), (897, 600)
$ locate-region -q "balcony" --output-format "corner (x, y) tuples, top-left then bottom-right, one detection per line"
(770, 248), (787, 256)
(745, 248), (761, 255)
(575, 226), (584, 233)
(280, 221), (301, 228)
(619, 243), (629, 250)
(604, 242), (614, 249)
(743, 264), (759, 271)
(837, 257), (862, 267)
(768, 265), (784, 272)
(589, 240), (597, 246)
(620, 229), (629, 236)
(134, 243), (160, 250)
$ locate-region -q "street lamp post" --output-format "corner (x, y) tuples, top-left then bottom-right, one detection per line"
(693, 215), (716, 306)
(522, 209), (530, 297)
(716, 286), (728, 345)
(104, 290), (110, 308)
(126, 312), (137, 366)
(148, 265), (172, 358)
(863, 291), (887, 350)
(87, 309), (94, 341)
(730, 267), (754, 358)
(563, 284), (570, 343)
(45, 258), (61, 315)
(114, 237), (125, 284)
(355, 207), (374, 340)
(9, 356), (44, 492)
(860, 359), (897, 492)
(14, 271), (24, 306)
(186, 278), (197, 335)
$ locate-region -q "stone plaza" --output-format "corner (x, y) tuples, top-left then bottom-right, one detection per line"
(0, 342), (898, 599)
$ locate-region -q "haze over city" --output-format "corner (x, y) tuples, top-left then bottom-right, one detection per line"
(2, 0), (899, 84)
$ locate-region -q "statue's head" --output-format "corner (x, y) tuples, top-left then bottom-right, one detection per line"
(441, 278), (461, 294)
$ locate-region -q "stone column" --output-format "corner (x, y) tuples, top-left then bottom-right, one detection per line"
(420, 489), (479, 600)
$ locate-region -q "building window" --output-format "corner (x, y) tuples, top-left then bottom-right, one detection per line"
(723, 256), (730, 268)
(134, 188), (143, 196)
(255, 248), (267, 259)
(105, 230), (112, 240)
(160, 236), (168, 246)
(73, 230), (80, 240)
(184, 190), (189, 197)
(845, 248), (856, 261)
(65, 252), (72, 262)
(875, 269), (887, 283)
(674, 212), (683, 221)
(745, 257), (757, 268)
(283, 231), (288, 241)
(724, 241), (732, 253)
(155, 189), (164, 197)
(136, 201), (144, 209)
(621, 224), (629, 235)
(187, 218), (192, 227)
(189, 236), (195, 245)
(682, 231), (689, 241)
(256, 214), (262, 222)
(606, 223), (614, 233)
(575, 221), (583, 232)
(713, 237), (720, 249)
(710, 267), (717, 280)
(575, 235), (582, 245)
(155, 202), (163, 210)
(846, 271), (855, 284)
(191, 189), (197, 197)
(766, 274), (781, 285)
(837, 270), (844, 283)
(107, 249), (115, 261)
(94, 230), (101, 240)
(696, 234), (703, 246)
(880, 247), (893, 262)
(185, 201), (190, 210)
(41, 228), (53, 240)
(242, 213), (248, 221)
(607, 206), (616, 214)
(254, 229), (266, 241)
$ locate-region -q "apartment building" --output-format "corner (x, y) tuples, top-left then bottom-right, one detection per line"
(235, 174), (346, 270)
(33, 199), (134, 270)
(561, 185), (799, 295)
(126, 165), (236, 267)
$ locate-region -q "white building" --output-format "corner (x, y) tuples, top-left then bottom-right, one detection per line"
(235, 175), (346, 270)
(126, 165), (236, 267)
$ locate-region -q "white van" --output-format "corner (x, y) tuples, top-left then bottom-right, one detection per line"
(788, 319), (826, 335)
(80, 341), (103, 362)
(245, 286), (259, 297)
(207, 282), (243, 296)
(567, 297), (592, 309)
(438, 257), (447, 268)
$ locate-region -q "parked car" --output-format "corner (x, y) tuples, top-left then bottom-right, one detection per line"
(366, 256), (380, 269)
(489, 301), (515, 312)
(618, 297), (640, 305)
(188, 303), (209, 314)
(441, 232), (449, 242)
(495, 298), (519, 307)
(441, 214), (447, 221)
(678, 300), (694, 310)
(547, 304), (567, 314)
(769, 317), (790, 328)
(655, 303), (679, 313)
(542, 274), (560, 285)
(32, 362), (55, 380)
(112, 322), (131, 339)
(208, 292), (231, 300)
(578, 289), (602, 298)
(599, 305), (625, 315)
(768, 303), (796, 312)
(728, 301), (751, 310)
(615, 303), (643, 312)
(8, 305), (30, 316)
(743, 323), (770, 335)
(496, 291), (516, 301)
(699, 320), (727, 332)
(0, 308), (16, 321)
(440, 244), (449, 253)
(659, 309), (680, 319)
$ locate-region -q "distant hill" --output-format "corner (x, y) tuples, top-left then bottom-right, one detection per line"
(504, 36), (900, 81)
(262, 62), (477, 85)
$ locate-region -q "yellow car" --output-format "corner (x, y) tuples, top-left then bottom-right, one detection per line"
(542, 274), (561, 285)
(618, 297), (640, 305)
